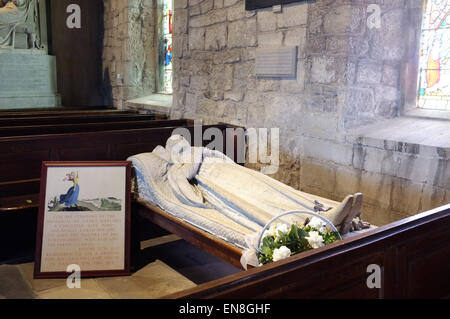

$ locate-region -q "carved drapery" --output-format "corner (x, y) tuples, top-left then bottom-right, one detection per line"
(0, 0), (47, 50)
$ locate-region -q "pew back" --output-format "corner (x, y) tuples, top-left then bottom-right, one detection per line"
(0, 114), (160, 127)
(0, 123), (244, 200)
(0, 121), (245, 263)
(167, 204), (450, 299)
(0, 119), (191, 137)
(0, 108), (136, 118)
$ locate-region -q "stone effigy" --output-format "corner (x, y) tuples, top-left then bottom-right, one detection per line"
(0, 0), (60, 109)
(0, 0), (35, 48)
(128, 135), (370, 254)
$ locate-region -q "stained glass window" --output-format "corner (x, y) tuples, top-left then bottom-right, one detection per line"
(418, 0), (450, 111)
(417, 0), (450, 110)
(157, 0), (173, 94)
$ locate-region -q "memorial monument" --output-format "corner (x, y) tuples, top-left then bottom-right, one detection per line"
(0, 0), (60, 109)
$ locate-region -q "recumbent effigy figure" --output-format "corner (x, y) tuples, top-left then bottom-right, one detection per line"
(0, 0), (37, 48)
(129, 135), (372, 268)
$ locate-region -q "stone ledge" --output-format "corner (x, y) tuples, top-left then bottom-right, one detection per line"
(347, 116), (450, 158)
(405, 108), (450, 121)
(126, 94), (173, 115)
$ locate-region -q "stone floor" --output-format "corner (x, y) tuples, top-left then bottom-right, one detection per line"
(0, 236), (241, 299)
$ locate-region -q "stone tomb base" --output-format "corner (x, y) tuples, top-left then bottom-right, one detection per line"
(0, 49), (60, 109)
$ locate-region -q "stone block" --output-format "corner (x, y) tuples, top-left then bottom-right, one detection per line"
(257, 31), (283, 47)
(360, 203), (392, 227)
(433, 159), (450, 189)
(233, 61), (254, 79)
(391, 178), (425, 215)
(336, 166), (361, 197)
(280, 59), (306, 93)
(228, 19), (257, 48)
(284, 27), (307, 58)
(445, 189), (450, 204)
(227, 1), (245, 21)
(243, 90), (257, 103)
(214, 0), (224, 9)
(182, 58), (210, 75)
(246, 102), (265, 128)
(189, 0), (203, 6)
(224, 90), (245, 102)
(349, 36), (369, 57)
(276, 3), (308, 28)
(420, 185), (446, 212)
(221, 50), (241, 64)
(198, 98), (224, 117)
(326, 36), (348, 55)
(303, 136), (353, 166)
(345, 87), (375, 115)
(303, 84), (342, 113)
(371, 9), (405, 61)
(189, 28), (205, 50)
(306, 35), (326, 55)
(300, 159), (337, 195)
(308, 7), (323, 35)
(396, 154), (438, 183)
(263, 93), (303, 134)
(224, 0), (240, 7)
(257, 79), (280, 92)
(209, 64), (233, 90)
(300, 112), (339, 140)
(360, 171), (392, 209)
(185, 92), (199, 113)
(201, 0), (214, 14)
(205, 24), (227, 50)
(204, 90), (224, 101)
(324, 5), (352, 34)
(189, 8), (227, 27)
(310, 56), (336, 84)
(190, 75), (209, 90)
(190, 4), (201, 16)
(174, 9), (189, 34)
(359, 147), (401, 176)
(356, 60), (382, 85)
(257, 9), (277, 32)
(175, 0), (188, 9)
(382, 64), (400, 87)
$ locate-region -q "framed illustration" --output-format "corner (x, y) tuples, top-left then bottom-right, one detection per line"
(34, 161), (132, 279)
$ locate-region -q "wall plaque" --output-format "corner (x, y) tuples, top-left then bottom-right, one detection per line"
(255, 47), (297, 78)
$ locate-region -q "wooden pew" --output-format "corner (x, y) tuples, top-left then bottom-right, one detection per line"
(0, 108), (136, 118)
(0, 123), (243, 262)
(166, 204), (450, 299)
(0, 114), (160, 127)
(0, 119), (191, 137)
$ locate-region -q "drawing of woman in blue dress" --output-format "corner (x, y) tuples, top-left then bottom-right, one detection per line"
(59, 171), (80, 207)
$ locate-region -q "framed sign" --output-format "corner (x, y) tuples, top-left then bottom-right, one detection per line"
(34, 161), (132, 279)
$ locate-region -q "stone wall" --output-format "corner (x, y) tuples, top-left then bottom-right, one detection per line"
(103, 0), (157, 109)
(168, 0), (449, 226)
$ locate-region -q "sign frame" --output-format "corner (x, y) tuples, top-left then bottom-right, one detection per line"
(34, 161), (132, 279)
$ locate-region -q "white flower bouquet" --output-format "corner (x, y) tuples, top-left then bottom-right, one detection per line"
(257, 212), (341, 265)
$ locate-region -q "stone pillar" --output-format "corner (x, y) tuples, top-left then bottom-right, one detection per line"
(103, 0), (158, 110)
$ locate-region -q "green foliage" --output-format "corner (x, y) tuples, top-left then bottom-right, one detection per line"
(323, 231), (340, 245)
(258, 222), (340, 265)
(100, 198), (121, 211)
